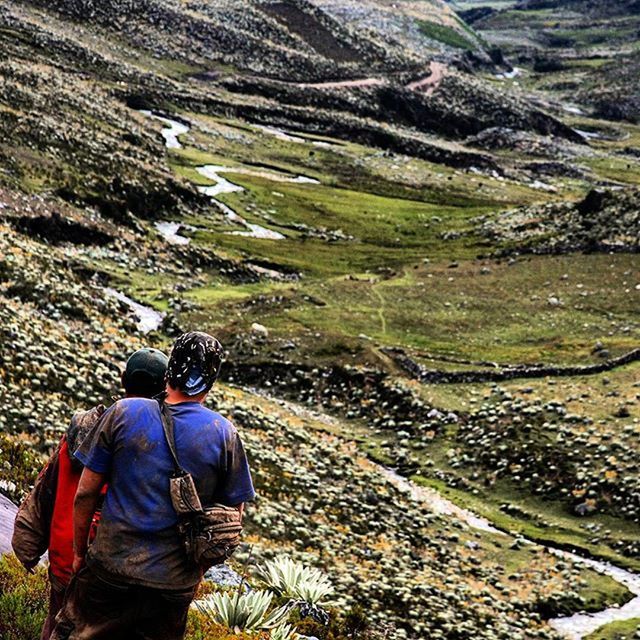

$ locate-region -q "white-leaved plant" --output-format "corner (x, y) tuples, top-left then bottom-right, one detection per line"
(270, 623), (299, 640)
(259, 557), (334, 606)
(196, 590), (290, 633)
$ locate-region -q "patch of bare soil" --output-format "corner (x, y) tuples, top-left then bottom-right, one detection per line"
(262, 2), (362, 63)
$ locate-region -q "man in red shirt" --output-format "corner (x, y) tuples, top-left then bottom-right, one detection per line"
(12, 348), (169, 640)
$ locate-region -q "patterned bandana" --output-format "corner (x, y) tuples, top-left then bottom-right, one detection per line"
(166, 331), (224, 396)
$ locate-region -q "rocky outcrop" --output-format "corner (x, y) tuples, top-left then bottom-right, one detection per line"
(223, 361), (439, 435)
(223, 70), (583, 143)
(12, 212), (114, 246)
(477, 188), (640, 254)
(22, 0), (471, 81)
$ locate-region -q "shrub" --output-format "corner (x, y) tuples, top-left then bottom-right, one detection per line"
(293, 606), (373, 640)
(0, 434), (42, 502)
(0, 554), (49, 640)
(185, 611), (268, 640)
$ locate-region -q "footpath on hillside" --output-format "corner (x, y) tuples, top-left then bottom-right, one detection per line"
(294, 60), (447, 93)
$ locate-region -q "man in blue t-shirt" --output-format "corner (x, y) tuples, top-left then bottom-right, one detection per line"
(51, 332), (255, 640)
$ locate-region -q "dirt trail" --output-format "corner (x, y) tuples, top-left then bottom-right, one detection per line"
(296, 77), (387, 89)
(294, 60), (447, 94)
(405, 61), (447, 95)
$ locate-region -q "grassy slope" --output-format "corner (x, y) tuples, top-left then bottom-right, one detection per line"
(6, 3), (636, 618)
(2, 1), (639, 635)
(586, 619), (640, 640)
(149, 112), (640, 367)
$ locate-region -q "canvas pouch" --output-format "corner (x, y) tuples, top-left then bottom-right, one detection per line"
(158, 399), (242, 570)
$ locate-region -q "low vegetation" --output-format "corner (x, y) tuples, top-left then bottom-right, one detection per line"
(196, 591), (291, 636)
(0, 555), (48, 640)
(418, 20), (477, 50)
(586, 619), (640, 640)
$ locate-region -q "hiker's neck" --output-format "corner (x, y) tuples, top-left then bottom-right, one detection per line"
(165, 385), (208, 405)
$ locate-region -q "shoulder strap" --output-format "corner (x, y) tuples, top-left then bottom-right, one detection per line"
(157, 400), (185, 476)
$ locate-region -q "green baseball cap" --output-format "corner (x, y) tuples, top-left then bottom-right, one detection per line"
(122, 348), (169, 398)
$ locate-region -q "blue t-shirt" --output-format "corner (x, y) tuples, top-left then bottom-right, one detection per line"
(75, 397), (255, 588)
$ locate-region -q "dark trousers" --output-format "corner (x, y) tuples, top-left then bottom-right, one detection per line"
(50, 565), (197, 640)
(41, 572), (68, 640)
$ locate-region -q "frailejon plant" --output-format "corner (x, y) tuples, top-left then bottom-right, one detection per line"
(195, 590), (291, 635)
(269, 623), (298, 640)
(259, 557), (334, 607)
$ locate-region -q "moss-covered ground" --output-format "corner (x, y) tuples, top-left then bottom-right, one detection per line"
(586, 619), (640, 640)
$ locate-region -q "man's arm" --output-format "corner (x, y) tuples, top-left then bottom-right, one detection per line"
(72, 468), (106, 573)
(215, 426), (256, 508)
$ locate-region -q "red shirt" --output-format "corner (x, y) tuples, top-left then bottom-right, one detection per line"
(48, 439), (81, 584)
(48, 438), (105, 584)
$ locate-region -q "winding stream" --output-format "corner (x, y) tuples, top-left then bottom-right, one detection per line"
(154, 221), (190, 245)
(195, 164), (320, 239)
(195, 164), (286, 240)
(139, 110), (189, 149)
(255, 124), (308, 143)
(382, 468), (640, 639)
(139, 110), (274, 238)
(139, 110), (327, 240)
(547, 551), (640, 638)
(104, 288), (165, 333)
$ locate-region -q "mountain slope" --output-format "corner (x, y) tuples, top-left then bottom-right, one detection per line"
(21, 0), (484, 81)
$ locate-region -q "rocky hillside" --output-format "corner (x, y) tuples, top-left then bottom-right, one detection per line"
(2, 1), (640, 638)
(1, 191), (613, 639)
(0, 4), (201, 223)
(477, 188), (640, 254)
(1, 0), (589, 191)
(22, 0), (482, 80)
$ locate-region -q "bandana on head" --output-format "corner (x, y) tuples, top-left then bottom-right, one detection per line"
(166, 331), (224, 396)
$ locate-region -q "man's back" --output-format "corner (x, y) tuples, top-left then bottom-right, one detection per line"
(75, 397), (255, 589)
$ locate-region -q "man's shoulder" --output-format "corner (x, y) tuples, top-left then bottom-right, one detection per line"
(70, 404), (107, 430)
(67, 403), (107, 453)
(115, 397), (158, 413)
(186, 405), (235, 436)
(204, 406), (233, 427)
